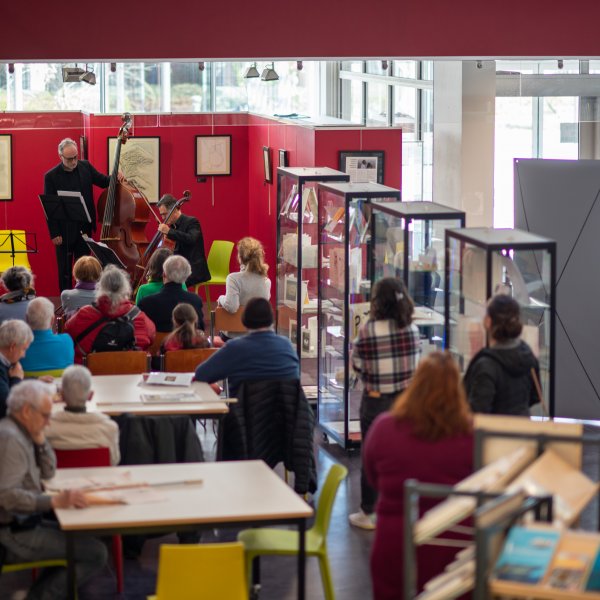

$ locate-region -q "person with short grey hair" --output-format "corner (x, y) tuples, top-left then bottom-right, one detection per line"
(138, 255), (205, 332)
(46, 365), (120, 465)
(95, 265), (132, 310)
(0, 380), (108, 597)
(21, 297), (74, 375)
(0, 266), (36, 325)
(0, 319), (33, 417)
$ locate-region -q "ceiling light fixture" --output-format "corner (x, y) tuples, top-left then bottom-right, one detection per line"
(381, 60), (389, 70)
(198, 61), (205, 72)
(62, 64), (96, 85)
(8, 63), (15, 74)
(261, 62), (279, 82)
(297, 61), (303, 71)
(243, 62), (260, 78)
(558, 59), (564, 69)
(110, 62), (117, 73)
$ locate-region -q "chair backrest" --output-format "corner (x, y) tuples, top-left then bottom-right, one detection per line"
(54, 447), (111, 468)
(84, 350), (150, 375)
(162, 347), (218, 372)
(312, 463), (348, 539)
(0, 230), (32, 273)
(207, 240), (235, 281)
(146, 331), (169, 357)
(211, 306), (246, 338)
(155, 542), (247, 599)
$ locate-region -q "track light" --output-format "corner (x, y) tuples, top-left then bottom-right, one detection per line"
(558, 59), (564, 70)
(261, 62), (279, 82)
(243, 62), (260, 78)
(110, 62), (117, 73)
(476, 60), (483, 69)
(80, 70), (96, 85)
(381, 60), (389, 70)
(8, 64), (14, 74)
(297, 61), (303, 71)
(198, 62), (205, 72)
(62, 64), (96, 85)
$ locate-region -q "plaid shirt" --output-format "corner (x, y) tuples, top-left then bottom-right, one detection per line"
(351, 319), (420, 394)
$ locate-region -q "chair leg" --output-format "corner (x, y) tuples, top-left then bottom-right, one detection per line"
(112, 535), (124, 593)
(318, 552), (335, 600)
(204, 285), (212, 314)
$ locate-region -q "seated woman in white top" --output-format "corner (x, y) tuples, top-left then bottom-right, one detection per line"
(46, 364), (120, 465)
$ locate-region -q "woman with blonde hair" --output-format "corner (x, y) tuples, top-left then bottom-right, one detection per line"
(364, 352), (474, 599)
(60, 255), (102, 318)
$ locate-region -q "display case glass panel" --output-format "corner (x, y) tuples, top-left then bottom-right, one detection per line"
(317, 182), (401, 449)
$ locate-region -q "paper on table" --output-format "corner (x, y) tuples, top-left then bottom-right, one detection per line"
(45, 471), (135, 492)
(140, 392), (198, 404)
(144, 372), (194, 386)
(85, 487), (168, 506)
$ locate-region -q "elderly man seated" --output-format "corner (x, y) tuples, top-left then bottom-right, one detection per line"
(0, 381), (107, 599)
(138, 255), (205, 332)
(21, 297), (74, 374)
(46, 365), (120, 465)
(0, 319), (32, 417)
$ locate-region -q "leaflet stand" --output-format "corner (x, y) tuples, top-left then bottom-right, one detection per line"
(0, 231), (38, 268)
(82, 236), (126, 270)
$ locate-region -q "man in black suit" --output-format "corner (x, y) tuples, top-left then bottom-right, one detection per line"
(157, 194), (210, 287)
(43, 138), (116, 292)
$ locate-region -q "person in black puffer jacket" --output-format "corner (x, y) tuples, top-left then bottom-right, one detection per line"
(464, 294), (540, 415)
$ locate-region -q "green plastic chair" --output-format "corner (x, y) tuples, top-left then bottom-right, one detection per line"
(192, 240), (234, 313)
(237, 463), (348, 600)
(2, 558), (67, 574)
(23, 368), (65, 379)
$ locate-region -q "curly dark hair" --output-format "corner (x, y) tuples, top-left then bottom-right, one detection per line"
(487, 294), (522, 342)
(370, 277), (414, 328)
(2, 266), (33, 292)
(147, 248), (173, 282)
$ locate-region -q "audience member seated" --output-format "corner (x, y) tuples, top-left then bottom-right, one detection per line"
(46, 365), (120, 465)
(65, 265), (156, 364)
(60, 255), (102, 319)
(135, 247), (183, 304)
(0, 266), (36, 324)
(464, 294), (540, 416)
(138, 255), (205, 333)
(194, 298), (298, 397)
(0, 381), (107, 598)
(364, 352), (474, 599)
(162, 303), (210, 352)
(0, 319), (32, 417)
(21, 297), (74, 374)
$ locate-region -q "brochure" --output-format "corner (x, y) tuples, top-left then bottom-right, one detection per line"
(144, 372), (194, 386)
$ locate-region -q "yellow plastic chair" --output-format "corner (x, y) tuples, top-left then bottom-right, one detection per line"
(147, 542), (248, 600)
(238, 463), (348, 600)
(23, 368), (65, 379)
(0, 230), (32, 273)
(191, 240), (234, 313)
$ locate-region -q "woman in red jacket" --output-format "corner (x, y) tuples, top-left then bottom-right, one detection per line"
(65, 265), (155, 364)
(364, 352), (474, 599)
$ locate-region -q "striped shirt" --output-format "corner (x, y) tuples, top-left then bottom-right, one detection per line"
(351, 319), (420, 394)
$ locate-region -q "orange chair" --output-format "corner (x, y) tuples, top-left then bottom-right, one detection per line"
(162, 348), (218, 372)
(146, 332), (169, 358)
(54, 447), (124, 594)
(84, 350), (150, 375)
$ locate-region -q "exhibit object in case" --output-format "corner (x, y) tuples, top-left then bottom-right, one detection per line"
(276, 167), (349, 385)
(445, 227), (556, 415)
(317, 181), (400, 449)
(371, 200), (465, 357)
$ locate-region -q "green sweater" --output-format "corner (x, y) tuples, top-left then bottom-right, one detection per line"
(135, 281), (187, 304)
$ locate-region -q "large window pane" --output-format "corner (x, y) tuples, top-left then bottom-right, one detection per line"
(105, 63), (161, 113)
(541, 97), (579, 158)
(393, 85), (416, 136)
(170, 63), (211, 112)
(341, 61), (363, 73)
(340, 79), (364, 124)
(366, 83), (389, 126)
(366, 60), (388, 76)
(392, 61), (417, 79)
(215, 63), (247, 112)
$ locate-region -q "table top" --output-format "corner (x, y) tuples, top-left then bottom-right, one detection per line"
(50, 461), (313, 531)
(54, 374), (230, 417)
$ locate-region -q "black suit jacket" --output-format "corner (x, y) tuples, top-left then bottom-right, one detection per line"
(166, 214), (211, 285)
(43, 160), (110, 238)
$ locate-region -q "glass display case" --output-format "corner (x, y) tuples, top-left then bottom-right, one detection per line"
(317, 182), (401, 449)
(276, 167), (349, 386)
(371, 200), (465, 356)
(445, 227), (556, 414)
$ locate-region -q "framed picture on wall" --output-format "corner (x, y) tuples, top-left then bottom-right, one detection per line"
(195, 135), (231, 176)
(263, 146), (273, 183)
(339, 150), (385, 184)
(0, 135), (12, 201)
(278, 149), (288, 168)
(108, 136), (160, 202)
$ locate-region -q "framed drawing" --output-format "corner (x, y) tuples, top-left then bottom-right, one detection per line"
(195, 135), (231, 176)
(0, 135), (12, 201)
(278, 149), (288, 168)
(263, 146), (273, 183)
(108, 136), (160, 202)
(339, 150), (385, 184)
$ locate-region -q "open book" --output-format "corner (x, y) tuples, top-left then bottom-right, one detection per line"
(144, 372), (194, 386)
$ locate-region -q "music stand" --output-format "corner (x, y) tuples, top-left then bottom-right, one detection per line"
(39, 194), (91, 228)
(81, 236), (126, 269)
(0, 231), (38, 268)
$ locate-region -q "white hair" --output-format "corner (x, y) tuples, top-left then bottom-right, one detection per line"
(58, 138), (77, 156)
(0, 319), (33, 349)
(26, 297), (55, 331)
(61, 365), (92, 408)
(7, 380), (53, 414)
(96, 265), (131, 310)
(163, 255), (191, 284)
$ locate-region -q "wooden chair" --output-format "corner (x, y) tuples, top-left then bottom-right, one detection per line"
(211, 306), (246, 340)
(54, 447), (123, 594)
(84, 351), (150, 375)
(162, 347), (218, 372)
(146, 332), (169, 357)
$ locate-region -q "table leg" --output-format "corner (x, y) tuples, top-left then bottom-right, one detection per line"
(216, 416), (224, 461)
(66, 532), (76, 600)
(297, 518), (306, 600)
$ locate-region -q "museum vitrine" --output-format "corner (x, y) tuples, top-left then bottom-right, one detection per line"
(317, 182), (401, 449)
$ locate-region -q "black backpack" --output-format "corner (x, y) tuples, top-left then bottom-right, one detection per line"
(74, 304), (141, 356)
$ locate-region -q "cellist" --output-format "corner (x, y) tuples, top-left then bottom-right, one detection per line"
(156, 194), (210, 287)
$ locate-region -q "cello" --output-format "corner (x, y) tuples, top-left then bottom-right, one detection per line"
(96, 113), (152, 279)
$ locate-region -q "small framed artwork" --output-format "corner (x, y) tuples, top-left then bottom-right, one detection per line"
(79, 134), (88, 160)
(263, 146), (273, 183)
(195, 135), (231, 177)
(339, 150), (385, 184)
(278, 149), (288, 167)
(0, 134), (12, 201)
(289, 319), (298, 344)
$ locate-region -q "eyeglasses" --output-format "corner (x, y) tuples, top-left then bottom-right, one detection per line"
(61, 154), (78, 162)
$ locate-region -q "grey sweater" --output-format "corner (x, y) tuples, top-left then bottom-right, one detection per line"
(0, 417), (55, 524)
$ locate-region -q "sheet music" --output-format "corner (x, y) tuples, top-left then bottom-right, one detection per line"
(57, 190), (92, 223)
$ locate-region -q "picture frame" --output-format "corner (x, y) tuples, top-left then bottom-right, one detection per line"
(263, 146), (273, 183)
(108, 136), (160, 202)
(195, 134), (231, 177)
(0, 135), (12, 201)
(278, 149), (288, 168)
(339, 150), (385, 184)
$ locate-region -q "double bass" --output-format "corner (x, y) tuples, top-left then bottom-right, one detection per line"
(97, 113), (152, 279)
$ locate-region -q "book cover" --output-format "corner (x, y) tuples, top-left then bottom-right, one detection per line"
(546, 551), (589, 590)
(493, 526), (560, 584)
(585, 547), (600, 591)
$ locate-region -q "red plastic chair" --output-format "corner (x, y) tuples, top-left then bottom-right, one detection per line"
(54, 447), (124, 594)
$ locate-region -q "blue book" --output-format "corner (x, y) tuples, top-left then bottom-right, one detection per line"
(494, 527), (560, 584)
(585, 548), (600, 591)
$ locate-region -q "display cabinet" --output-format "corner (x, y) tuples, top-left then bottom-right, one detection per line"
(445, 227), (556, 415)
(317, 182), (401, 449)
(371, 200), (465, 356)
(276, 167), (349, 386)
